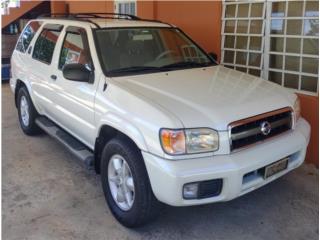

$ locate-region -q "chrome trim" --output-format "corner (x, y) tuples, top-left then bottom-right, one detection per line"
(231, 116), (291, 141)
(228, 107), (293, 152)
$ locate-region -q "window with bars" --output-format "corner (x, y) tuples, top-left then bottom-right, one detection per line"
(221, 0), (319, 95)
(222, 1), (266, 77)
(114, 0), (136, 16)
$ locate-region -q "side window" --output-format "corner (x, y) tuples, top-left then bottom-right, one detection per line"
(16, 21), (42, 53)
(59, 31), (91, 70)
(32, 29), (61, 64)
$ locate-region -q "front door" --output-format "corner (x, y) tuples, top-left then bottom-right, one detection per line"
(50, 26), (97, 148)
(27, 23), (63, 116)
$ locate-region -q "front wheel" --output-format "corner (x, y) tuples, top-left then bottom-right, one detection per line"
(17, 87), (41, 135)
(100, 136), (162, 228)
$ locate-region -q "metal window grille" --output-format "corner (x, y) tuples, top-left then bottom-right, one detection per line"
(221, 0), (319, 95)
(115, 0), (136, 16)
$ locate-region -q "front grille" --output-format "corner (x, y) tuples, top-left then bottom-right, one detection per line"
(229, 108), (293, 152)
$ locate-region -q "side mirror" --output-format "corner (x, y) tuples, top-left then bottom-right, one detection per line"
(62, 63), (92, 82)
(208, 52), (218, 62)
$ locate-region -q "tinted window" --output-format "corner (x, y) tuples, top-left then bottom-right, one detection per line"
(16, 21), (42, 53)
(32, 29), (61, 64)
(59, 31), (90, 70)
(95, 28), (212, 75)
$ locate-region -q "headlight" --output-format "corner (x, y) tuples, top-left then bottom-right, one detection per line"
(293, 96), (301, 122)
(160, 128), (219, 155)
(185, 128), (219, 153)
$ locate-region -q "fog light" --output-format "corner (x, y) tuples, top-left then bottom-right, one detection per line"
(183, 183), (199, 199)
(183, 179), (223, 200)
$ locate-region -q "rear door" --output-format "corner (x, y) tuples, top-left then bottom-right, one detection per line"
(29, 23), (63, 116)
(49, 26), (97, 148)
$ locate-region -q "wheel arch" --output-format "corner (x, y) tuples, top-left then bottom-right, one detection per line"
(14, 78), (43, 116)
(94, 119), (148, 174)
(14, 79), (34, 108)
(14, 79), (27, 107)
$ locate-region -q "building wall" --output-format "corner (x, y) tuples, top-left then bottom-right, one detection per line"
(298, 94), (319, 166)
(137, 1), (156, 19)
(67, 1), (114, 13)
(50, 0), (318, 166)
(139, 1), (222, 60)
(51, 1), (114, 14)
(50, 1), (67, 14)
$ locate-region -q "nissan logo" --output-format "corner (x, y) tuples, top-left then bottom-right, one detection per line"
(260, 121), (272, 136)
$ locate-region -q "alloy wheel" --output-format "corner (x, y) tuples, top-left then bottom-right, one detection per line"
(20, 95), (30, 126)
(108, 154), (135, 211)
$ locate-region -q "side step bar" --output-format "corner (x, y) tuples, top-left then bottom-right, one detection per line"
(36, 116), (94, 170)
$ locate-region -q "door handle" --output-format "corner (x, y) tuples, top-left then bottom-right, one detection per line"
(50, 75), (57, 80)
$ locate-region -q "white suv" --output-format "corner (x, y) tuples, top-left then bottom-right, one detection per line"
(10, 13), (310, 227)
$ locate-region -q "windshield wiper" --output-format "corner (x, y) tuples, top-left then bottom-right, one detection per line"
(108, 62), (213, 76)
(109, 66), (162, 74)
(160, 61), (212, 69)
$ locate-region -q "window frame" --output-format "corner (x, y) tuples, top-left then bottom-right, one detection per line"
(58, 26), (94, 70)
(221, 1), (266, 77)
(221, 0), (319, 96)
(58, 26), (95, 83)
(114, 0), (137, 16)
(32, 24), (63, 65)
(264, 0), (319, 96)
(15, 20), (43, 53)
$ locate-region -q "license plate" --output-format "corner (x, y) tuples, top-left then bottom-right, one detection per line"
(264, 158), (289, 179)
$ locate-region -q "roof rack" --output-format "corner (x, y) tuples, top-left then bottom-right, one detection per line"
(39, 12), (140, 20)
(75, 12), (140, 20)
(38, 12), (141, 28)
(38, 13), (99, 28)
(37, 12), (170, 29)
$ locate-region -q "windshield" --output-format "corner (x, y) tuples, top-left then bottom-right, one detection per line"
(94, 27), (214, 76)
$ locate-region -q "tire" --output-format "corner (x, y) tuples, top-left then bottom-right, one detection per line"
(17, 87), (41, 135)
(100, 135), (162, 228)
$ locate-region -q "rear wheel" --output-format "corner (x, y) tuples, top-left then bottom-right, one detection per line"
(100, 135), (161, 228)
(17, 87), (41, 135)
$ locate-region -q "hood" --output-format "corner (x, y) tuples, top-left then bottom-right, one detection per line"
(114, 66), (296, 130)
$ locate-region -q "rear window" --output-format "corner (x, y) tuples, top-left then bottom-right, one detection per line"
(16, 21), (42, 53)
(32, 29), (61, 64)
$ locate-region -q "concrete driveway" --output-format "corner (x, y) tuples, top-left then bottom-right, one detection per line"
(2, 84), (319, 240)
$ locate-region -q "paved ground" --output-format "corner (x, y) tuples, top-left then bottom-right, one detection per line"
(2, 84), (319, 240)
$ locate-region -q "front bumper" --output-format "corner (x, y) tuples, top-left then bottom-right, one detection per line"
(143, 118), (310, 206)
